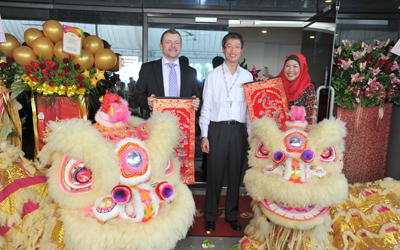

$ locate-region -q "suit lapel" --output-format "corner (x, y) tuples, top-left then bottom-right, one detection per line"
(154, 59), (164, 96)
(180, 64), (189, 97)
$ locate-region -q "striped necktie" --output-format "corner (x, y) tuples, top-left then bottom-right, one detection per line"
(167, 62), (178, 97)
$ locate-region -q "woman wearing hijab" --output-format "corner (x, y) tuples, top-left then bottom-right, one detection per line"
(278, 53), (317, 124)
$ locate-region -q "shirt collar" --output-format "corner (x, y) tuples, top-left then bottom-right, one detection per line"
(222, 61), (240, 75)
(162, 57), (180, 67)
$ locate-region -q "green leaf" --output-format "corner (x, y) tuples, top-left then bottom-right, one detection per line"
(190, 245), (196, 249)
(229, 244), (239, 250)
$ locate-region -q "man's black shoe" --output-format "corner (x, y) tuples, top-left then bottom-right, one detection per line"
(225, 219), (242, 231)
(204, 221), (215, 232)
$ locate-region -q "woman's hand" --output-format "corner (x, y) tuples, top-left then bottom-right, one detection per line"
(256, 76), (269, 81)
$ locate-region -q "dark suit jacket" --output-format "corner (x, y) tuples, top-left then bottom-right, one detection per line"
(133, 59), (201, 113)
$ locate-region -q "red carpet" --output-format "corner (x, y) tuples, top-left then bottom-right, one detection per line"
(189, 195), (253, 237)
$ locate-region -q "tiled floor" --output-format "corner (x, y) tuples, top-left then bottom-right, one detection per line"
(175, 235), (242, 250)
(173, 187), (246, 250)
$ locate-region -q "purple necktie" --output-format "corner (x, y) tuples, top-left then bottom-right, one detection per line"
(167, 62), (178, 97)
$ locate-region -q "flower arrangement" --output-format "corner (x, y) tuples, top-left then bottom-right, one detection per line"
(13, 56), (108, 108)
(332, 39), (400, 111)
(0, 57), (22, 91)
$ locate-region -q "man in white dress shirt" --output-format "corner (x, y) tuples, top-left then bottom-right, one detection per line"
(133, 29), (200, 119)
(200, 32), (252, 232)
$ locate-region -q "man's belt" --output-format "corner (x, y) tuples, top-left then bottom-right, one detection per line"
(214, 120), (241, 125)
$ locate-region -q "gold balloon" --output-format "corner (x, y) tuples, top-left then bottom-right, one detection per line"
(32, 37), (54, 59)
(54, 41), (69, 61)
(0, 34), (20, 57)
(95, 49), (117, 70)
(103, 40), (111, 49)
(24, 28), (44, 47)
(72, 49), (94, 70)
(109, 53), (121, 72)
(13, 46), (37, 66)
(83, 35), (104, 56)
(43, 20), (62, 44)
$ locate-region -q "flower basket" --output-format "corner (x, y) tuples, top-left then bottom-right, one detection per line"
(337, 104), (392, 184)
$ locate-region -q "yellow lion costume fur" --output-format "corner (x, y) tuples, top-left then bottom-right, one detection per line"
(0, 93), (195, 250)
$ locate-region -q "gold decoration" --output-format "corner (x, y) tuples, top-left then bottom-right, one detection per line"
(83, 35), (104, 56)
(72, 49), (94, 70)
(0, 34), (20, 57)
(90, 77), (99, 87)
(32, 37), (54, 59)
(94, 49), (116, 70)
(95, 68), (106, 80)
(43, 20), (62, 44)
(82, 69), (90, 78)
(24, 28), (44, 48)
(54, 41), (69, 61)
(109, 53), (121, 72)
(12, 46), (37, 66)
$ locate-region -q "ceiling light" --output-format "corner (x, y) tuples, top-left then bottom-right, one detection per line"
(310, 36), (315, 39)
(262, 30), (267, 34)
(325, 0), (332, 2)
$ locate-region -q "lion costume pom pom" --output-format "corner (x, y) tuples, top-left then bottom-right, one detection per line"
(240, 106), (348, 250)
(0, 92), (195, 250)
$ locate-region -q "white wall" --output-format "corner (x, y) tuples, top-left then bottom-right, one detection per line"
(240, 42), (301, 77)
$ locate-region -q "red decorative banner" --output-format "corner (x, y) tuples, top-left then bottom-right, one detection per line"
(153, 98), (195, 185)
(243, 77), (289, 128)
(37, 96), (87, 151)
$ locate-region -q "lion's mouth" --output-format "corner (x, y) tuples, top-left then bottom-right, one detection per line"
(261, 199), (331, 221)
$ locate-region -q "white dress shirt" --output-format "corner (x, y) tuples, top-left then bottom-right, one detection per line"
(200, 62), (253, 137)
(161, 57), (181, 96)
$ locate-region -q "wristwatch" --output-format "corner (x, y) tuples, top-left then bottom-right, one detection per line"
(201, 136), (207, 140)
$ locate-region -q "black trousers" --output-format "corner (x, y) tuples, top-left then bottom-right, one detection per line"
(204, 121), (247, 222)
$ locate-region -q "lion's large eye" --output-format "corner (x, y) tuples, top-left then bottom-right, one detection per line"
(320, 146), (337, 162)
(60, 156), (92, 193)
(116, 138), (151, 185)
(255, 141), (269, 159)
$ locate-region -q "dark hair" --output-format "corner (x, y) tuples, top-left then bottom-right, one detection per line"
(160, 28), (182, 44)
(212, 56), (224, 69)
(179, 56), (189, 66)
(285, 55), (300, 67)
(222, 32), (244, 49)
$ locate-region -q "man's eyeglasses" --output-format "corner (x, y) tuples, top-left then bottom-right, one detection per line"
(224, 45), (242, 50)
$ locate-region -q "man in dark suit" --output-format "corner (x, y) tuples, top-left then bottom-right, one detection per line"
(133, 29), (200, 118)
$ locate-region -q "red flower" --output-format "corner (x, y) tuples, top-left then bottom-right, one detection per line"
(380, 59), (386, 66)
(386, 61), (394, 67)
(42, 69), (49, 76)
(42, 77), (48, 82)
(49, 74), (53, 78)
(58, 73), (64, 77)
(79, 82), (85, 88)
(334, 67), (341, 73)
(76, 75), (84, 82)
(63, 58), (69, 64)
(33, 68), (38, 72)
(6, 57), (14, 64)
(26, 71), (32, 76)
(44, 58), (52, 65)
(63, 66), (70, 73)
(49, 82), (55, 87)
(65, 73), (70, 77)
(6, 62), (11, 68)
(48, 68), (54, 73)
(74, 64), (81, 70)
(374, 60), (381, 67)
(30, 61), (35, 67)
(34, 62), (40, 68)
(336, 56), (343, 63)
(24, 65), (31, 72)
(39, 64), (46, 69)
(54, 65), (59, 70)
(365, 55), (373, 62)
(383, 67), (391, 74)
(30, 77), (38, 82)
(63, 82), (68, 86)
(0, 63), (7, 69)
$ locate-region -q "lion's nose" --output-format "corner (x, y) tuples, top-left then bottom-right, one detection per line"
(111, 185), (132, 204)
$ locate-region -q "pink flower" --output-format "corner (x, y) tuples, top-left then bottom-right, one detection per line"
(376, 40), (386, 48)
(342, 40), (355, 47)
(368, 77), (381, 90)
(351, 73), (364, 83)
(391, 77), (400, 84)
(390, 73), (395, 78)
(391, 61), (400, 71)
(360, 61), (367, 70)
(352, 52), (363, 60)
(369, 67), (381, 75)
(365, 44), (376, 53)
(341, 60), (353, 69)
(381, 53), (390, 60)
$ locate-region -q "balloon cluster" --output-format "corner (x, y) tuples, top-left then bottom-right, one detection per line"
(0, 20), (119, 71)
